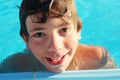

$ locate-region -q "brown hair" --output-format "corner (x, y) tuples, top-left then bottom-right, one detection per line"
(19, 0), (82, 37)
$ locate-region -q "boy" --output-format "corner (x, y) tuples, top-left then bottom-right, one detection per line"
(0, 0), (115, 73)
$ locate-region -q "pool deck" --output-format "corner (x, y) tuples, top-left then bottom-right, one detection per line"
(0, 68), (120, 80)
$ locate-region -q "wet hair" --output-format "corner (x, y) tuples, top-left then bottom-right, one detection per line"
(19, 0), (82, 37)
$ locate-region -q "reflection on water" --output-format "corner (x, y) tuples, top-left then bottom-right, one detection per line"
(0, 0), (120, 67)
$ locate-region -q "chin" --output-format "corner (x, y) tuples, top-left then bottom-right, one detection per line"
(49, 68), (66, 73)
(46, 65), (68, 72)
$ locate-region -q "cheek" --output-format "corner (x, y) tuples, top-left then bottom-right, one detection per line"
(28, 39), (45, 55)
(29, 40), (41, 48)
(28, 39), (47, 62)
(65, 33), (79, 50)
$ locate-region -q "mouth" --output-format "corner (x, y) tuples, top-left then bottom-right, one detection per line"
(46, 55), (65, 65)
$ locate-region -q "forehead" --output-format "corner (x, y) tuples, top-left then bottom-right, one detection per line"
(25, 16), (73, 32)
(26, 16), (63, 27)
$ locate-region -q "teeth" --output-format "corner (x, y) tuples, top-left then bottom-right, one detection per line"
(52, 59), (59, 62)
(51, 58), (61, 62)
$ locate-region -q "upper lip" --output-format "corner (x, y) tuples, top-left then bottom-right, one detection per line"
(46, 55), (65, 59)
(45, 50), (69, 59)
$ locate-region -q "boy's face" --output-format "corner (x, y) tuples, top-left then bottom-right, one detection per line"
(25, 15), (80, 72)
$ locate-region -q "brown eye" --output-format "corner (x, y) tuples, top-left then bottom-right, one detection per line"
(60, 28), (70, 33)
(62, 28), (68, 32)
(34, 32), (45, 38)
(61, 28), (68, 32)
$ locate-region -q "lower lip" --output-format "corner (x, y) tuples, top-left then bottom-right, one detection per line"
(46, 55), (65, 65)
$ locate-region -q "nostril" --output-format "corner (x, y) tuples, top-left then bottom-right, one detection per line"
(52, 53), (61, 58)
(48, 47), (61, 52)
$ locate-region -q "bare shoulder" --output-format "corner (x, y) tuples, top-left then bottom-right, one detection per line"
(77, 44), (104, 58)
(88, 45), (116, 69)
(77, 44), (115, 69)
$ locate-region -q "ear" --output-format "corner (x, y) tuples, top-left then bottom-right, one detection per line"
(21, 34), (30, 49)
(76, 18), (82, 40)
(77, 30), (81, 40)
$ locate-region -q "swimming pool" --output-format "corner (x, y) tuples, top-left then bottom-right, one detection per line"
(1, 69), (120, 80)
(0, 0), (120, 68)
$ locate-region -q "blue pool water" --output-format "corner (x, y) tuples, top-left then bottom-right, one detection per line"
(0, 0), (120, 68)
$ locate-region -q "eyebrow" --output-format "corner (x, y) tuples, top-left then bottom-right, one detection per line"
(57, 23), (67, 27)
(29, 27), (45, 33)
(29, 22), (69, 33)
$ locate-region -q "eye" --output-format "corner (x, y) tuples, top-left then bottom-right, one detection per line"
(33, 32), (45, 38)
(60, 27), (70, 33)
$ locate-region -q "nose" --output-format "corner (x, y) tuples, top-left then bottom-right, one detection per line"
(48, 33), (63, 52)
